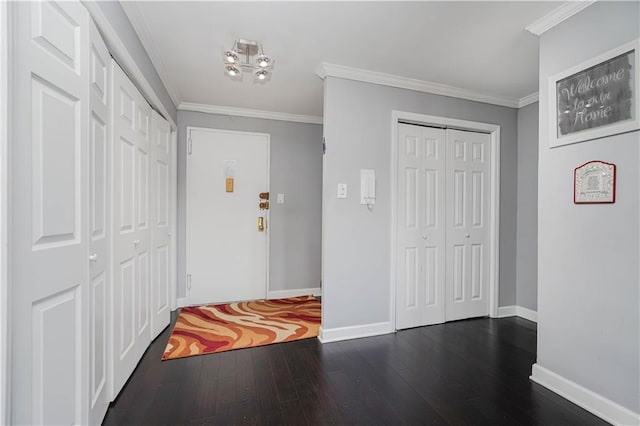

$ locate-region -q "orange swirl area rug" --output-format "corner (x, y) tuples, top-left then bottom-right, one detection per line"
(162, 295), (321, 360)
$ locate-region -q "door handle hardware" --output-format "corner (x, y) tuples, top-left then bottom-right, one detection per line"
(465, 233), (470, 238)
(422, 235), (428, 240)
(259, 192), (269, 200)
(258, 216), (265, 232)
(259, 201), (269, 210)
(134, 239), (140, 246)
(89, 253), (98, 262)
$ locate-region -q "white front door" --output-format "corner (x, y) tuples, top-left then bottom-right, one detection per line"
(11, 1), (90, 424)
(110, 60), (152, 398)
(395, 124), (446, 329)
(150, 110), (172, 339)
(395, 124), (490, 330)
(445, 129), (490, 321)
(187, 128), (269, 305)
(88, 18), (110, 426)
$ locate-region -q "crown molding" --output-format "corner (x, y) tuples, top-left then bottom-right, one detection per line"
(526, 1), (597, 36)
(178, 102), (323, 125)
(316, 62), (520, 108)
(120, 1), (182, 106)
(518, 92), (539, 108)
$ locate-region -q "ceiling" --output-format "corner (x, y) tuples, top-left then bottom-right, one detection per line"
(122, 1), (562, 119)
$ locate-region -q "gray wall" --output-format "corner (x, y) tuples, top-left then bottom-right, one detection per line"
(177, 111), (323, 298)
(516, 102), (539, 311)
(322, 77), (518, 330)
(94, 1), (177, 123)
(537, 1), (639, 413)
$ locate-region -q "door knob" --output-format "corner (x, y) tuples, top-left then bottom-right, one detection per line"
(422, 235), (428, 240)
(134, 239), (140, 246)
(89, 253), (98, 262)
(465, 233), (470, 238)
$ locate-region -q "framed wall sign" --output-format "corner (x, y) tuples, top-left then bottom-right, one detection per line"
(549, 38), (640, 147)
(574, 161), (616, 204)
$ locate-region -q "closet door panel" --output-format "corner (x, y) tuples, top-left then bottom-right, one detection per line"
(150, 111), (172, 339)
(88, 19), (110, 425)
(110, 61), (151, 399)
(11, 2), (90, 424)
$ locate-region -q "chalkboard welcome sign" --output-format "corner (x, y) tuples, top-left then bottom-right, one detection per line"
(549, 38), (640, 147)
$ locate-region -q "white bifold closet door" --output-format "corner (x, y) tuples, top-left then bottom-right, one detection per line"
(150, 110), (172, 340)
(396, 124), (490, 330)
(110, 60), (153, 399)
(11, 1), (90, 424)
(88, 17), (111, 426)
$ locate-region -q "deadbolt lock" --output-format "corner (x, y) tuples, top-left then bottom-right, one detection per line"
(259, 201), (269, 210)
(259, 192), (269, 200)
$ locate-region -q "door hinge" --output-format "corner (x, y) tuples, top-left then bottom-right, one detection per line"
(187, 274), (192, 290)
(187, 138), (192, 155)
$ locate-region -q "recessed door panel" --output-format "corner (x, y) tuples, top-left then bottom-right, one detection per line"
(137, 148), (149, 229)
(404, 247), (418, 309)
(31, 1), (79, 71)
(32, 287), (81, 426)
(137, 251), (149, 335)
(90, 272), (106, 405)
(119, 259), (135, 358)
(119, 137), (135, 233)
(90, 114), (106, 239)
(31, 76), (78, 248)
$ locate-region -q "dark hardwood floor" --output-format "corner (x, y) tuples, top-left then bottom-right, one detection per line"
(103, 315), (607, 425)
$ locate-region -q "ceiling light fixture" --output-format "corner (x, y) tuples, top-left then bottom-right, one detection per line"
(222, 39), (274, 82)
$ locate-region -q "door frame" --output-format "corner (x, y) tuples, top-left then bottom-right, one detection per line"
(185, 126), (270, 305)
(0, 0), (10, 422)
(390, 111), (501, 331)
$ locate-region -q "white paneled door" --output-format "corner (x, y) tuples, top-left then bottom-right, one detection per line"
(187, 128), (269, 305)
(445, 129), (490, 321)
(88, 18), (111, 426)
(11, 1), (90, 424)
(150, 111), (172, 339)
(111, 60), (152, 399)
(396, 124), (446, 329)
(395, 124), (490, 330)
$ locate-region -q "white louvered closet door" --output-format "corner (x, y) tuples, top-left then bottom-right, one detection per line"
(110, 60), (152, 399)
(11, 1), (90, 424)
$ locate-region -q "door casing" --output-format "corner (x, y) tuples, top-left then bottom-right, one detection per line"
(390, 111), (501, 330)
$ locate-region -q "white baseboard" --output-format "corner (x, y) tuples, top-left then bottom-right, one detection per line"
(497, 305), (517, 317)
(531, 364), (640, 425)
(516, 306), (538, 323)
(267, 287), (321, 299)
(176, 297), (188, 309)
(318, 321), (393, 343)
(496, 305), (537, 323)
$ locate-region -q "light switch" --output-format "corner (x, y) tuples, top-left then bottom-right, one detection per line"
(277, 193), (285, 204)
(338, 183), (347, 199)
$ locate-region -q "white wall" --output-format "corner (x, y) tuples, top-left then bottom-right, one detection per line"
(177, 111), (323, 299)
(535, 1), (639, 418)
(322, 77), (519, 331)
(516, 102), (539, 311)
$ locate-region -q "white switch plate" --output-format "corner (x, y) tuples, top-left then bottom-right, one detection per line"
(337, 183), (347, 199)
(277, 193), (285, 204)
